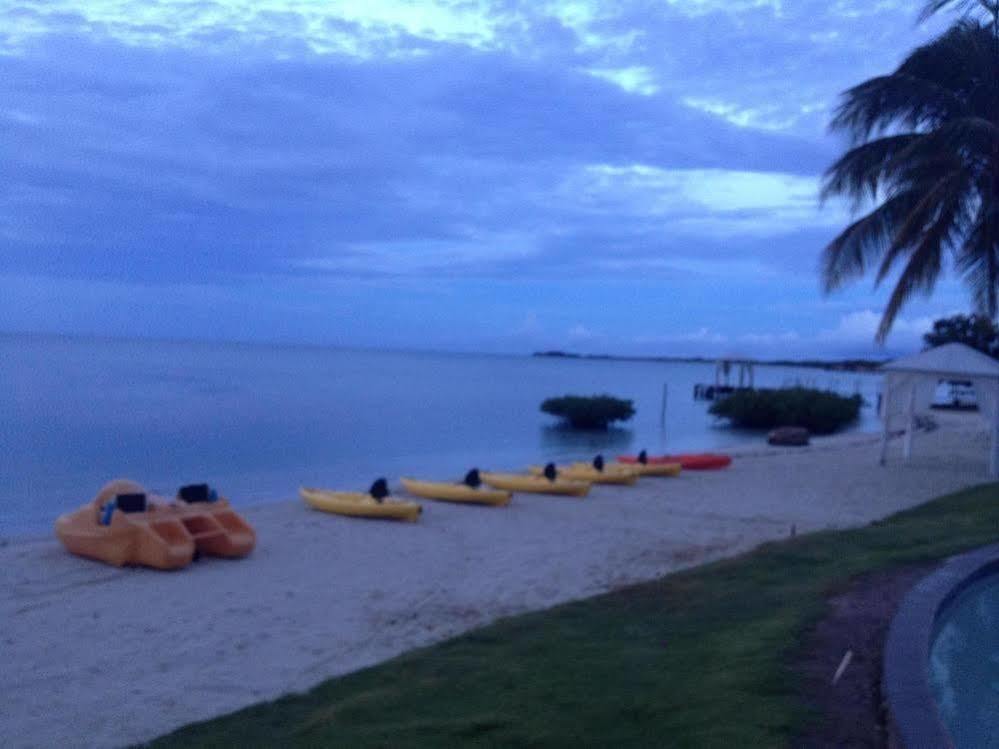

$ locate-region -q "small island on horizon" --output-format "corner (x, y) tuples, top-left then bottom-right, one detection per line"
(531, 350), (887, 373)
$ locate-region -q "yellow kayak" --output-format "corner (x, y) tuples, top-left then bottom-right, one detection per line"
(480, 472), (589, 497)
(616, 461), (682, 477)
(400, 478), (512, 506)
(529, 464), (638, 485)
(300, 488), (422, 522)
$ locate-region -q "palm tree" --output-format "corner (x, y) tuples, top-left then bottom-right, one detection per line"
(920, 1), (999, 25)
(820, 1), (999, 341)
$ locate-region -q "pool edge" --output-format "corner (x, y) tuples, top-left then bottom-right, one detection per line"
(883, 542), (999, 749)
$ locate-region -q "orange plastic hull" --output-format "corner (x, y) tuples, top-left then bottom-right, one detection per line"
(54, 479), (256, 569)
(169, 500), (256, 558)
(55, 505), (195, 570)
(618, 453), (732, 470)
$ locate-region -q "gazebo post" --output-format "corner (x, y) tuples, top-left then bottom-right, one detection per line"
(991, 382), (999, 479)
(903, 383), (916, 461)
(879, 377), (892, 466)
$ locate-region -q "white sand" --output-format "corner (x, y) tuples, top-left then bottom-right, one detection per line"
(1, 413), (992, 748)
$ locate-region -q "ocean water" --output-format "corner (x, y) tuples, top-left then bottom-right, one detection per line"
(0, 334), (882, 535)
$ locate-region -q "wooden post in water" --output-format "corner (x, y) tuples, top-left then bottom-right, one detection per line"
(903, 384), (916, 460)
(660, 383), (668, 431)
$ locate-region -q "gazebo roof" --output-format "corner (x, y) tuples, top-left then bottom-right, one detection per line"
(882, 342), (999, 379)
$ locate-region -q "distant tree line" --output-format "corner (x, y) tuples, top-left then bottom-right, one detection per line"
(924, 314), (999, 358)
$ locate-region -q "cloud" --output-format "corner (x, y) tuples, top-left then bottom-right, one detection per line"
(631, 327), (728, 346)
(560, 165), (846, 237)
(586, 66), (659, 95)
(817, 310), (937, 346)
(738, 331), (800, 346)
(567, 323), (602, 342)
(0, 0), (975, 354)
(515, 311), (541, 336)
(0, 25), (837, 288)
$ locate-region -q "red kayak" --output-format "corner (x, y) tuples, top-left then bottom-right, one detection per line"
(618, 453), (732, 470)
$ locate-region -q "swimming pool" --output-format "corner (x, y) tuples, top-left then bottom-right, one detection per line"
(884, 544), (999, 749)
(930, 573), (999, 748)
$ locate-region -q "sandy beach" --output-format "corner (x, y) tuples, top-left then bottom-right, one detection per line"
(0, 413), (991, 749)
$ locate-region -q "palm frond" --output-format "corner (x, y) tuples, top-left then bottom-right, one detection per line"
(829, 74), (969, 143)
(897, 21), (999, 97)
(830, 22), (998, 144)
(955, 200), (999, 315)
(875, 167), (972, 284)
(903, 117), (999, 167)
(919, 0), (999, 23)
(821, 134), (922, 207)
(820, 192), (920, 293)
(877, 211), (955, 341)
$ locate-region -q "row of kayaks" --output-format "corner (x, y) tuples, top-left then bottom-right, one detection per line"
(299, 452), (732, 522)
(54, 452), (732, 568)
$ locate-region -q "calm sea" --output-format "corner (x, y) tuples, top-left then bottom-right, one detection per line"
(0, 334), (882, 535)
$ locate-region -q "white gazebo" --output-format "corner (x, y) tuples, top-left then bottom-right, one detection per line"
(880, 342), (999, 477)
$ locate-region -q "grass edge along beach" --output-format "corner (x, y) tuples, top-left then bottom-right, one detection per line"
(144, 481), (999, 748)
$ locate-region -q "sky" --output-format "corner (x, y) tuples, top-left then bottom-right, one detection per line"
(0, 0), (974, 358)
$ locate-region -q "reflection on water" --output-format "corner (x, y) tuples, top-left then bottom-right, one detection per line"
(538, 425), (635, 460)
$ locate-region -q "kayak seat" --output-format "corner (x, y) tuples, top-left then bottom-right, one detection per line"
(178, 483), (214, 503)
(369, 478), (390, 502)
(116, 493), (147, 513)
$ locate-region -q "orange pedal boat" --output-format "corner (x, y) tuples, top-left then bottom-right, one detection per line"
(55, 479), (255, 569)
(170, 483), (256, 558)
(55, 479), (196, 570)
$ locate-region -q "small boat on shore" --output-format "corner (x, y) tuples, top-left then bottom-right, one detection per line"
(619, 453), (732, 471)
(480, 471), (590, 497)
(55, 479), (196, 570)
(300, 483), (422, 521)
(400, 475), (512, 506)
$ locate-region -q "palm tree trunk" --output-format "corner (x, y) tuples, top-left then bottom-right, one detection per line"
(995, 5), (999, 318)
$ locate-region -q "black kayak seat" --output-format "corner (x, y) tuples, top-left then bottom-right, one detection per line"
(369, 478), (389, 502)
(638, 450), (648, 465)
(592, 455), (605, 472)
(543, 463), (557, 482)
(463, 469), (481, 488)
(115, 493), (148, 514)
(179, 483), (214, 503)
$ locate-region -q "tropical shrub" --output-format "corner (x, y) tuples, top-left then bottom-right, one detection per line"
(709, 388), (862, 435)
(540, 395), (635, 429)
(923, 314), (999, 358)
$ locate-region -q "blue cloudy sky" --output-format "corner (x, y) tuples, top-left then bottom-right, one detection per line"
(0, 0), (971, 357)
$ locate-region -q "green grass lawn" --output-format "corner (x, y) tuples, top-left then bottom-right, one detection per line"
(147, 483), (999, 748)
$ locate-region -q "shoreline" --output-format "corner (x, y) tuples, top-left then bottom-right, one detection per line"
(1, 411), (989, 748)
(0, 422), (886, 545)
